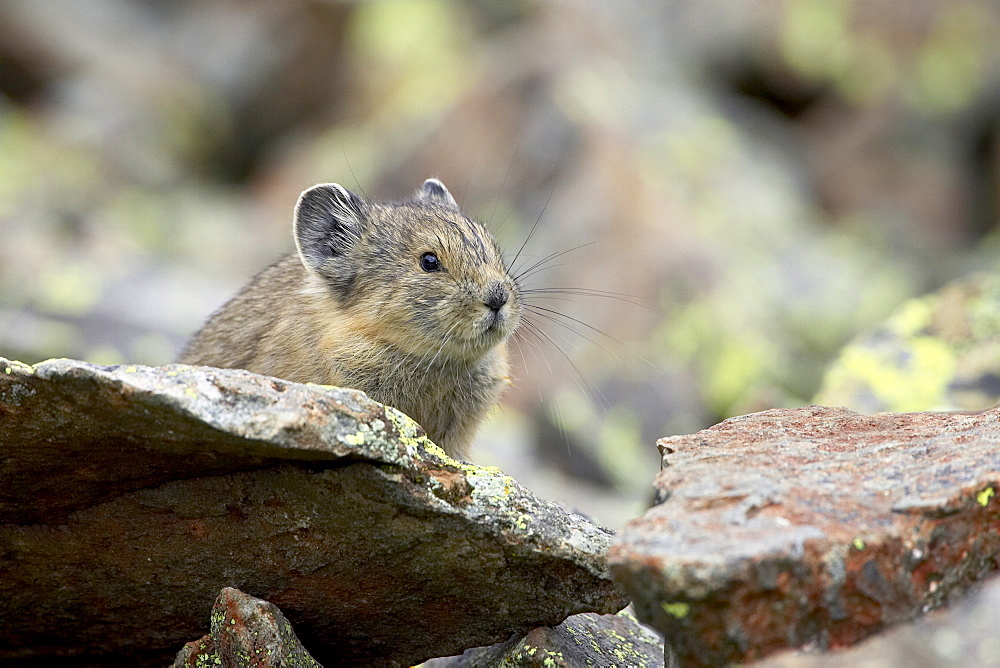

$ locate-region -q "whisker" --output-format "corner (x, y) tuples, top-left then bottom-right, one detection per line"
(490, 137), (521, 228)
(461, 164), (476, 208)
(512, 248), (568, 281)
(522, 317), (579, 364)
(343, 150), (369, 200)
(521, 289), (648, 310)
(516, 319), (556, 377)
(510, 328), (550, 409)
(526, 315), (621, 368)
(508, 185), (554, 276)
(522, 315), (609, 410)
(526, 304), (656, 369)
(546, 394), (573, 457)
(522, 286), (646, 300)
(512, 242), (595, 283)
(524, 304), (625, 353)
(493, 202), (521, 242)
(424, 319), (463, 374)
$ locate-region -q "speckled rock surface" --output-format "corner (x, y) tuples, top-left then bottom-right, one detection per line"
(174, 587), (319, 668)
(422, 608), (664, 667)
(0, 358), (626, 666)
(758, 572), (1000, 667)
(609, 405), (1000, 666)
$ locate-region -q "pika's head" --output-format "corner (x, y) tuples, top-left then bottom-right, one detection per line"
(294, 179), (522, 361)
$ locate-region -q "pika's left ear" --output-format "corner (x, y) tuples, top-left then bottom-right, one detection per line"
(417, 178), (459, 210)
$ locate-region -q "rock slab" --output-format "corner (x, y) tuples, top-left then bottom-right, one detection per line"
(0, 358), (626, 666)
(609, 405), (1000, 666)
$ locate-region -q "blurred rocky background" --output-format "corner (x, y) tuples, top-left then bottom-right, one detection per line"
(3, 0), (1000, 529)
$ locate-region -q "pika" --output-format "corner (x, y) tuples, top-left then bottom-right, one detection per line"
(179, 179), (522, 460)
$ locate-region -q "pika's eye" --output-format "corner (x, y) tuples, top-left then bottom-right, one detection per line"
(419, 252), (441, 272)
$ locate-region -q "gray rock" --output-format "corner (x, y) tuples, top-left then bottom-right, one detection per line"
(422, 607), (664, 667)
(0, 358), (626, 666)
(610, 405), (1000, 666)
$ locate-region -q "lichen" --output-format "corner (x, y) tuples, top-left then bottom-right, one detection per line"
(0, 357), (35, 376)
(661, 601), (690, 619)
(1, 359), (34, 376)
(819, 334), (955, 412)
(977, 486), (994, 507)
(382, 405), (437, 456)
(815, 275), (1000, 412)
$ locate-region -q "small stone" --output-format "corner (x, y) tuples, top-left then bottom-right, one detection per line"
(174, 587), (319, 668)
(422, 607), (664, 667)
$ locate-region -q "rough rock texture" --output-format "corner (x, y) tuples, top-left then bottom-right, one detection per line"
(0, 358), (626, 666)
(422, 608), (664, 667)
(609, 405), (1000, 666)
(174, 587), (319, 667)
(815, 273), (1000, 413)
(759, 572), (1000, 667)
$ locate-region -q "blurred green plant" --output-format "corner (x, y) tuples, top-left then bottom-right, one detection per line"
(348, 0), (473, 123)
(780, 0), (993, 113)
(817, 273), (1000, 412)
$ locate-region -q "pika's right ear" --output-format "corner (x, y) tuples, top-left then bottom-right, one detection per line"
(293, 183), (367, 273)
(417, 178), (459, 210)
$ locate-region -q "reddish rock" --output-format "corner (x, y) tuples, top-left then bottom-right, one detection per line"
(609, 406), (1000, 666)
(758, 571), (1000, 666)
(174, 587), (319, 667)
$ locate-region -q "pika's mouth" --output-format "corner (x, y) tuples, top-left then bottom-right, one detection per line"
(478, 318), (501, 341)
(481, 306), (516, 340)
(484, 310), (502, 331)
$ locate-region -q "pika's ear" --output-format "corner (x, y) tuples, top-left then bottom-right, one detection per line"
(294, 183), (367, 273)
(417, 178), (459, 210)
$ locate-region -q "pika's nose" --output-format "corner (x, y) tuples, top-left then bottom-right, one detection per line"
(485, 282), (509, 312)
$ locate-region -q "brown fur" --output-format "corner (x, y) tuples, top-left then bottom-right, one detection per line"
(179, 180), (522, 460)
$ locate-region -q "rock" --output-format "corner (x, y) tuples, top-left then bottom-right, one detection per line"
(815, 273), (1000, 413)
(422, 608), (664, 667)
(0, 358), (626, 666)
(609, 405), (1000, 666)
(174, 587), (319, 668)
(758, 572), (1000, 667)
